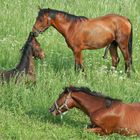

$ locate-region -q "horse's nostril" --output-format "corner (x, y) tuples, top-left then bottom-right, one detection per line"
(49, 106), (55, 113)
(41, 52), (45, 58)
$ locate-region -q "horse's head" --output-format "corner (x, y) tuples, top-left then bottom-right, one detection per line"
(32, 8), (51, 37)
(31, 37), (45, 60)
(49, 87), (76, 116)
(25, 32), (45, 59)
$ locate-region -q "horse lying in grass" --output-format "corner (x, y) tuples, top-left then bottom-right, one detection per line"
(50, 86), (140, 136)
(32, 8), (133, 75)
(0, 32), (45, 84)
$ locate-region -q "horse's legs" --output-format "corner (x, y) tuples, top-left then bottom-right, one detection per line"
(87, 123), (97, 128)
(86, 127), (106, 136)
(73, 50), (84, 72)
(109, 41), (120, 70)
(89, 109), (120, 135)
(118, 40), (131, 76)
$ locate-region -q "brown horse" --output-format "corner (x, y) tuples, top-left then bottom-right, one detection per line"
(32, 8), (133, 75)
(50, 86), (140, 136)
(0, 32), (45, 83)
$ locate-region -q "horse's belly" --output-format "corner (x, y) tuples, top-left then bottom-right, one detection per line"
(83, 39), (111, 50)
(82, 31), (114, 49)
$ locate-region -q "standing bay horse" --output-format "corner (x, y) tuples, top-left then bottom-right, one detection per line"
(32, 8), (133, 75)
(0, 32), (45, 83)
(50, 86), (140, 136)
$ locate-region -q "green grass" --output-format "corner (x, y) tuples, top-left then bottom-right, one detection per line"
(0, 0), (140, 139)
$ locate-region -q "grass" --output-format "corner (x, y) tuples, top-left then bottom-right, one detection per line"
(0, 0), (140, 139)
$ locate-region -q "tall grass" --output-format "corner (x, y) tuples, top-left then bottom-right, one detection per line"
(0, 0), (140, 139)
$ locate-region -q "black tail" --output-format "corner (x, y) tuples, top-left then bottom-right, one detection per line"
(128, 19), (133, 65)
(103, 45), (110, 59)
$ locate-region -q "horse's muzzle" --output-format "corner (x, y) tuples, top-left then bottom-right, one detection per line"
(33, 32), (39, 37)
(49, 105), (56, 114)
(32, 30), (40, 37)
(49, 106), (57, 116)
(39, 51), (45, 60)
(32, 26), (42, 37)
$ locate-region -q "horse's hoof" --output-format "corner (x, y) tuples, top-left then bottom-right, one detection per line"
(102, 55), (107, 59)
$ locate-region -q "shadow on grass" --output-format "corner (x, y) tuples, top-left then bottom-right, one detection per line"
(26, 108), (86, 129)
(45, 53), (74, 73)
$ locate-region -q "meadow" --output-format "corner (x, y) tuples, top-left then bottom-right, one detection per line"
(0, 0), (140, 139)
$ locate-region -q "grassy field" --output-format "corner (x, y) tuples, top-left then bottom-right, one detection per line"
(0, 0), (140, 139)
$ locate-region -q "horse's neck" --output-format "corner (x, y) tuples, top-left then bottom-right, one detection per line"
(52, 15), (72, 37)
(72, 92), (105, 116)
(16, 52), (35, 75)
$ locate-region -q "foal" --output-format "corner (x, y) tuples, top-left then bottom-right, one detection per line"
(50, 86), (140, 136)
(0, 32), (45, 83)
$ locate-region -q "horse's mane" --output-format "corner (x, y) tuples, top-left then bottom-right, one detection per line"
(16, 32), (34, 70)
(39, 8), (88, 22)
(63, 86), (122, 105)
(20, 38), (32, 56)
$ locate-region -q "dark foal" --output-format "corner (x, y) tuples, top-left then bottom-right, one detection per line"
(50, 86), (140, 136)
(32, 8), (133, 75)
(0, 32), (45, 84)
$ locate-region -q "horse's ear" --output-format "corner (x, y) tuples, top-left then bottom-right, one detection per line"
(38, 5), (42, 10)
(67, 88), (71, 93)
(63, 86), (71, 93)
(67, 84), (74, 93)
(19, 47), (23, 52)
(69, 84), (74, 88)
(30, 32), (34, 36)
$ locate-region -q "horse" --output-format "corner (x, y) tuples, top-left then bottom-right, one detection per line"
(0, 32), (45, 84)
(32, 8), (133, 75)
(50, 86), (140, 136)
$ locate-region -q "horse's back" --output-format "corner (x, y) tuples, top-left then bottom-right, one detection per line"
(90, 14), (129, 22)
(0, 69), (17, 82)
(129, 102), (140, 107)
(121, 103), (140, 117)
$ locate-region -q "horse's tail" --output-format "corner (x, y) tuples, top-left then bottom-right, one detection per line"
(103, 45), (110, 59)
(127, 19), (133, 65)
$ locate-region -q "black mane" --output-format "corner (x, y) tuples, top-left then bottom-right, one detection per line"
(63, 86), (122, 103)
(39, 8), (88, 22)
(16, 32), (34, 71)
